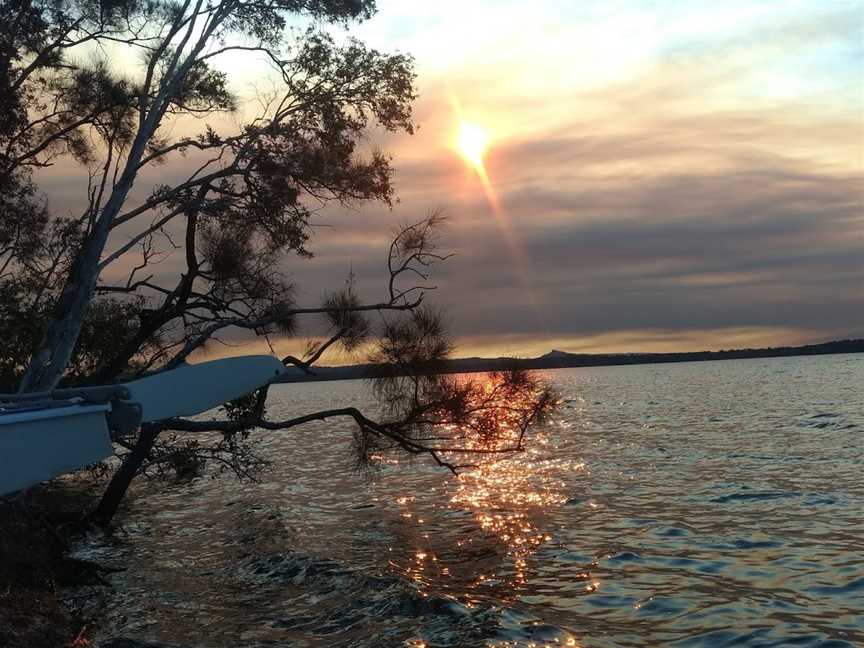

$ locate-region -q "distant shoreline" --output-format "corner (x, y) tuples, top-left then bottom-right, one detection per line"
(274, 338), (864, 383)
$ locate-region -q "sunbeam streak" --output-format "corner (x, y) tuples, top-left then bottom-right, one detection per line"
(450, 95), (547, 334)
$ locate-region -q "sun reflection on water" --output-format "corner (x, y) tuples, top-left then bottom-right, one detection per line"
(448, 439), (571, 593)
(387, 403), (581, 605)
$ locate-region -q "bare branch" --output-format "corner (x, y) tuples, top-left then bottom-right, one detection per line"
(165, 298), (423, 369)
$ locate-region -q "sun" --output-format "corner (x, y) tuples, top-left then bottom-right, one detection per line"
(457, 122), (490, 171)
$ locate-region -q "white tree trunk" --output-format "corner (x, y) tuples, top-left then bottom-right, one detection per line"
(18, 10), (219, 392)
(18, 175), (140, 392)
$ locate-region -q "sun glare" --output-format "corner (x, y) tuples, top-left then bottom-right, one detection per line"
(457, 122), (489, 171)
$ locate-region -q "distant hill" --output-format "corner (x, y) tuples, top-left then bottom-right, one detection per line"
(541, 350), (575, 359)
(273, 338), (864, 383)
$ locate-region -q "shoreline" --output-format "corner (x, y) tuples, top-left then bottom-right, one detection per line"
(274, 340), (864, 383)
(0, 483), (104, 648)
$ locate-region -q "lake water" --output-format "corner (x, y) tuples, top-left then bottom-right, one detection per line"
(74, 354), (864, 647)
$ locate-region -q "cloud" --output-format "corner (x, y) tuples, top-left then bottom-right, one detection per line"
(28, 0), (864, 359)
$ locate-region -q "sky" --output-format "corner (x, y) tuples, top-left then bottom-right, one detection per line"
(46, 0), (864, 360)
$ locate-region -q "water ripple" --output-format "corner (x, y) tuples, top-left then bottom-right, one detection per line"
(71, 355), (864, 647)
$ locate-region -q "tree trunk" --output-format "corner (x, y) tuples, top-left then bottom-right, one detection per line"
(18, 116), (165, 392)
(19, 78), (184, 392)
(17, 18), (221, 393)
(17, 218), (115, 392)
(90, 423), (161, 524)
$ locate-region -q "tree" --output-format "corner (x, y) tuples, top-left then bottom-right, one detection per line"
(1, 0), (555, 523)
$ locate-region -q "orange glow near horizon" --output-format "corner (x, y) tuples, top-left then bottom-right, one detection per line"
(191, 325), (830, 368)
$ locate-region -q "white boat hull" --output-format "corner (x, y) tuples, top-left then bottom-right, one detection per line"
(125, 355), (286, 423)
(0, 355), (287, 495)
(0, 404), (114, 495)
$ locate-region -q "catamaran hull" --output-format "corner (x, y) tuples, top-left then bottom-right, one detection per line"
(126, 355), (287, 423)
(0, 404), (113, 495)
(0, 355), (287, 496)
